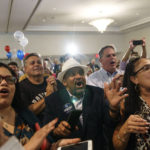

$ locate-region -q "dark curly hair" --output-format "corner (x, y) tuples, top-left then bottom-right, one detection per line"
(122, 57), (143, 149)
(0, 62), (27, 112)
(122, 57), (141, 119)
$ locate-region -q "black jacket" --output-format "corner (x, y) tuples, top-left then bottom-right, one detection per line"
(43, 85), (116, 150)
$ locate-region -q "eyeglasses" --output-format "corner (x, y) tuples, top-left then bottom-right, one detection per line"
(0, 75), (16, 84)
(133, 64), (150, 75)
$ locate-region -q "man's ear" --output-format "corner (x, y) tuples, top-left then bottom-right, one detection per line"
(62, 79), (67, 86)
(130, 76), (138, 85)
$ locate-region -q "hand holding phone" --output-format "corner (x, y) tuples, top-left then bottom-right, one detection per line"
(133, 40), (143, 46)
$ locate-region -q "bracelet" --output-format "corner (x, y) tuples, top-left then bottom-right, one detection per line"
(109, 106), (120, 114)
(117, 133), (126, 143)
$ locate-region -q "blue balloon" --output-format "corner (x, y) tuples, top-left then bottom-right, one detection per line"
(17, 50), (24, 60)
(6, 52), (12, 59)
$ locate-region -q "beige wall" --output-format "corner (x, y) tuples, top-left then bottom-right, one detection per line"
(0, 32), (124, 59)
(123, 26), (150, 58)
(0, 26), (150, 62)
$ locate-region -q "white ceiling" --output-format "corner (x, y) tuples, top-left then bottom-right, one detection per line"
(1, 0), (150, 33)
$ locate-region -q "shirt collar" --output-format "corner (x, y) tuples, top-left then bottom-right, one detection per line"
(67, 90), (84, 103)
(101, 68), (118, 76)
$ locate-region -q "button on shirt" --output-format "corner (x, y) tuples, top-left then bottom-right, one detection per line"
(86, 68), (124, 88)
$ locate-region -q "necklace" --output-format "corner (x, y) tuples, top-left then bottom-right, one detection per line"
(2, 120), (15, 134)
(0, 111), (16, 134)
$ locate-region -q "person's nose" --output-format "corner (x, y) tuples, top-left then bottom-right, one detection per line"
(0, 78), (8, 86)
(75, 73), (82, 79)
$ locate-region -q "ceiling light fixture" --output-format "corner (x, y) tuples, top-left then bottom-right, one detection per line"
(89, 18), (114, 33)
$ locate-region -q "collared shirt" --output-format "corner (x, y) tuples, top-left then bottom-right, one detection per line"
(86, 68), (124, 88)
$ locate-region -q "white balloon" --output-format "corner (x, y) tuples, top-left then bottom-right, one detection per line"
(19, 37), (28, 47)
(14, 31), (24, 41)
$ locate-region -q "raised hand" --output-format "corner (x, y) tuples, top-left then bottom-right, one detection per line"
(104, 76), (128, 110)
(46, 76), (57, 96)
(24, 118), (58, 150)
(142, 38), (146, 47)
(129, 40), (136, 50)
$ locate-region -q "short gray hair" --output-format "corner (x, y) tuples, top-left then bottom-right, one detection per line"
(23, 53), (40, 66)
(99, 45), (115, 58)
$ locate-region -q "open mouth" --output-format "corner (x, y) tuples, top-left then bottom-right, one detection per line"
(0, 89), (9, 95)
(110, 61), (115, 65)
(0, 89), (8, 94)
(75, 81), (84, 88)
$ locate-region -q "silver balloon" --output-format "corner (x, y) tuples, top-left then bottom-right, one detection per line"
(14, 31), (24, 41)
(19, 37), (28, 47)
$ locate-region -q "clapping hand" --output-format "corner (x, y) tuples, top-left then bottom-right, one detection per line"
(104, 76), (128, 110)
(46, 76), (57, 96)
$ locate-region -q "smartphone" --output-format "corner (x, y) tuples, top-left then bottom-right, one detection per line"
(133, 40), (143, 45)
(67, 110), (82, 131)
(57, 140), (93, 150)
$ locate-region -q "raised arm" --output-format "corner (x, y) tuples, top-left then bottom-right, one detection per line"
(121, 40), (136, 62)
(141, 38), (147, 58)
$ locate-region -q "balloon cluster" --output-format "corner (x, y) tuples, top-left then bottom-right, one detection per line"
(4, 45), (29, 60)
(5, 31), (29, 60)
(4, 45), (12, 59)
(14, 31), (28, 48)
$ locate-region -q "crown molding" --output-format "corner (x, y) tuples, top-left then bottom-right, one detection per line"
(25, 17), (150, 32)
(119, 17), (150, 31)
(26, 25), (119, 32)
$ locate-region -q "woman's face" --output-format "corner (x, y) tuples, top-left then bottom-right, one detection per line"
(0, 67), (16, 109)
(131, 58), (150, 89)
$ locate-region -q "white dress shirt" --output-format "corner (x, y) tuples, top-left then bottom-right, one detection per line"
(86, 68), (124, 88)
